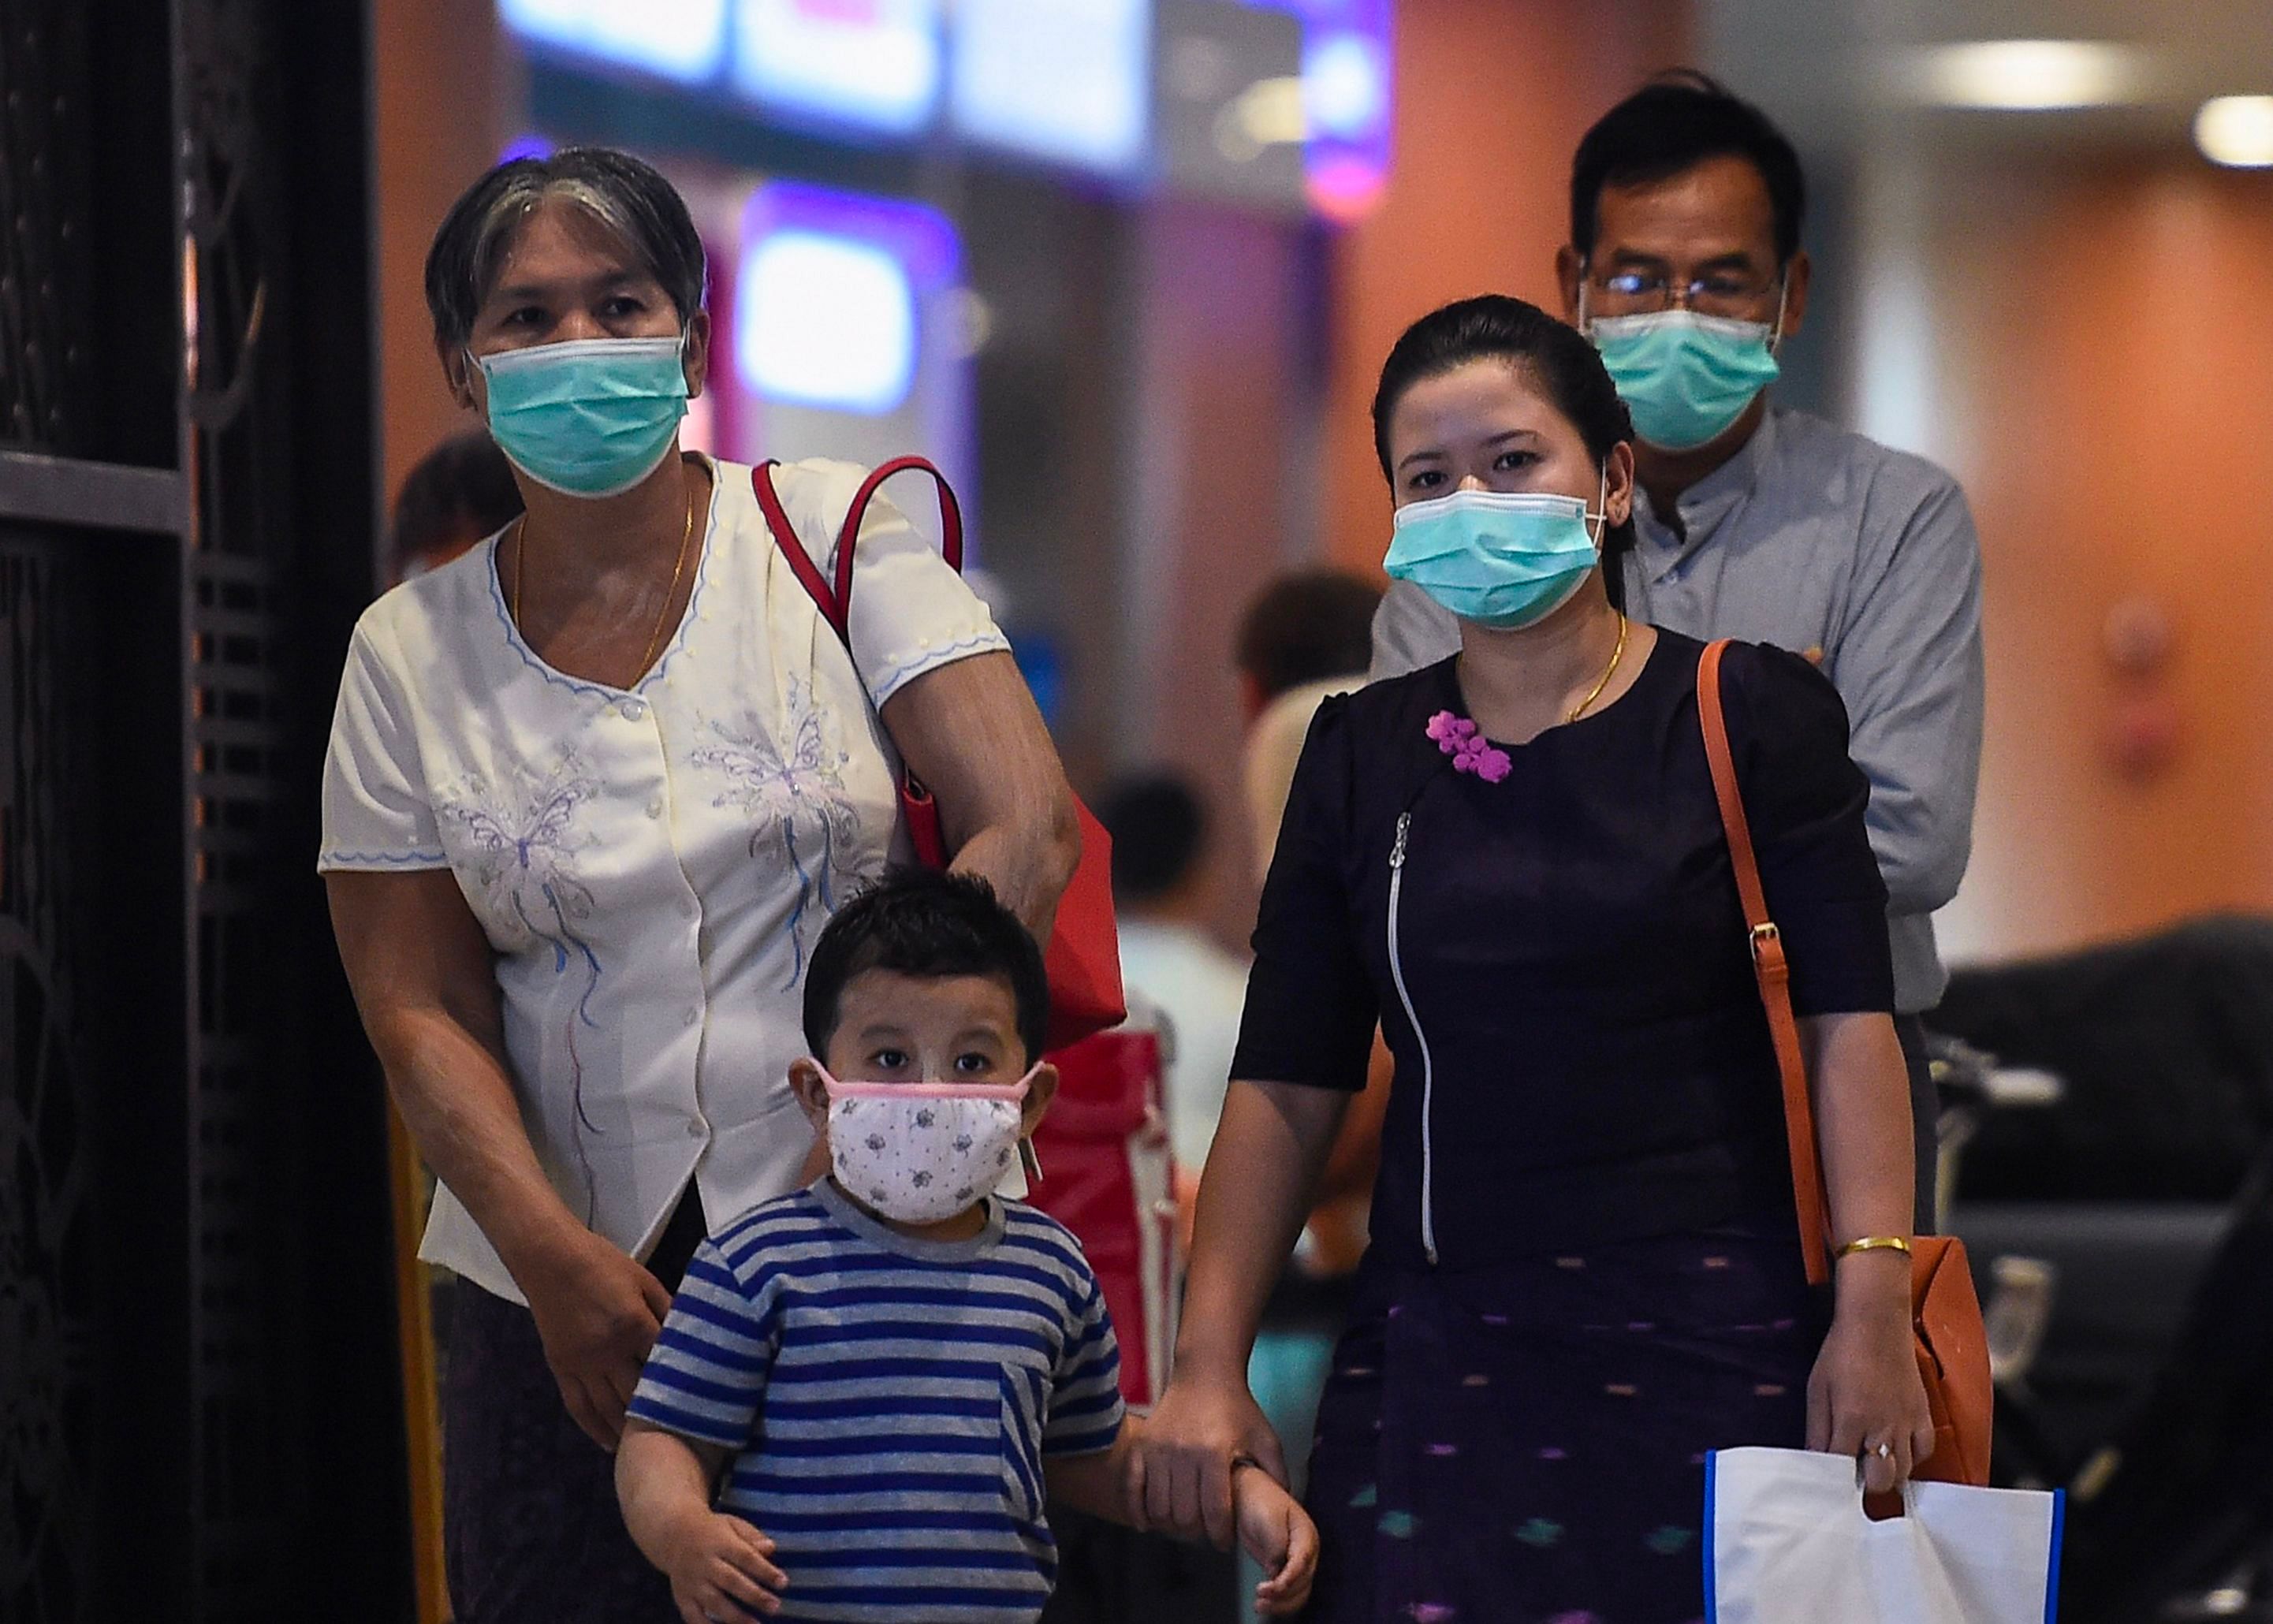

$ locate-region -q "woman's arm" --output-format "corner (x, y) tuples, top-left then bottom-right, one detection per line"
(1801, 1009), (1935, 1490)
(326, 870), (673, 1449)
(1131, 1077), (1350, 1548)
(880, 650), (1079, 941)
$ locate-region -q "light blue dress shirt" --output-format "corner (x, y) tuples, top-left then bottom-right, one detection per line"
(1372, 404), (1985, 1015)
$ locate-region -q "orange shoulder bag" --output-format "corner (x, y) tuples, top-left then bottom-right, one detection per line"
(1696, 639), (1994, 1487)
(753, 457), (1126, 1051)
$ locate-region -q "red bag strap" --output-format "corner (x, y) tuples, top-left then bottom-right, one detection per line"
(751, 457), (966, 648)
(1697, 639), (1835, 1287)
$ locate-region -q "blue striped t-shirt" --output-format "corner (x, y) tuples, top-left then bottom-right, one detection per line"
(628, 1179), (1126, 1623)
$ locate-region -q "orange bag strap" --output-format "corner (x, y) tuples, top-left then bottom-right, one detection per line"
(1697, 640), (1835, 1287)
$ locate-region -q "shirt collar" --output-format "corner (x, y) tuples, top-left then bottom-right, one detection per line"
(810, 1175), (1008, 1261)
(1634, 403), (1780, 575)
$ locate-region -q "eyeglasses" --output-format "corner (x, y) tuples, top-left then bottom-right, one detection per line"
(1586, 266), (1785, 320)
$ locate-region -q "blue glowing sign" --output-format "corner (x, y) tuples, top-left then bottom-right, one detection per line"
(950, 0), (1151, 175)
(734, 184), (960, 416)
(1243, 0), (1392, 219)
(499, 0), (730, 83)
(732, 0), (944, 136)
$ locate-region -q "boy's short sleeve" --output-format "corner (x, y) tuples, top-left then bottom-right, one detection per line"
(1041, 1272), (1125, 1457)
(627, 1239), (783, 1449)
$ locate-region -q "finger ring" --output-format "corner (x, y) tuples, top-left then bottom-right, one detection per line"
(1873, 1442), (1893, 1461)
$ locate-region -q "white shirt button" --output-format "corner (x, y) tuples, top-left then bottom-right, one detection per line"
(686, 1118), (707, 1138)
(683, 1008), (700, 1028)
(646, 798), (665, 819)
(619, 698), (645, 721)
(679, 898), (698, 920)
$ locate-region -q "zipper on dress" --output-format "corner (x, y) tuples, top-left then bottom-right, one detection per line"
(1386, 811), (1439, 1265)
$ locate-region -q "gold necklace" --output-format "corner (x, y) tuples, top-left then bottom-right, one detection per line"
(1565, 613), (1629, 724)
(512, 471), (698, 684)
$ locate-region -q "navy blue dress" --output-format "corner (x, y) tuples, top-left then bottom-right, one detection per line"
(1230, 631), (1895, 1624)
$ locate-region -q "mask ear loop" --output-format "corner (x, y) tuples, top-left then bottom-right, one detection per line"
(1584, 463), (1611, 553)
(1013, 1059), (1045, 1184)
(1766, 271), (1791, 354)
(460, 347), (487, 414)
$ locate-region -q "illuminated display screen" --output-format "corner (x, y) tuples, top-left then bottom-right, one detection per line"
(734, 183), (960, 416)
(949, 0), (1151, 175)
(501, 0), (1387, 211)
(498, 0), (730, 83)
(732, 0), (944, 136)
(1243, 0), (1392, 219)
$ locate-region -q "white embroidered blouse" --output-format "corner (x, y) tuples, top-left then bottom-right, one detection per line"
(319, 456), (1011, 1303)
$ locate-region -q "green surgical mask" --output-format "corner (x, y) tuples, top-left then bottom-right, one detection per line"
(475, 335), (690, 498)
(1587, 302), (1782, 454)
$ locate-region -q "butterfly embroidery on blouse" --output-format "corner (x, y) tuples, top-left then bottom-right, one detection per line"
(435, 753), (607, 1216)
(691, 680), (873, 987)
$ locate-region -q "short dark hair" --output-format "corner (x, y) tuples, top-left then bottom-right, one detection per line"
(1570, 72), (1806, 265)
(1372, 295), (1638, 612)
(1235, 571), (1383, 701)
(424, 146), (709, 352)
(803, 870), (1049, 1067)
(1098, 776), (1206, 903)
(388, 431), (524, 582)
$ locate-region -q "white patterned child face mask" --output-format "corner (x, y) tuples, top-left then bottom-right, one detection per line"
(820, 1065), (1039, 1225)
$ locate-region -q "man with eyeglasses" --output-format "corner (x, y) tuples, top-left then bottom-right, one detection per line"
(1373, 73), (1984, 1231)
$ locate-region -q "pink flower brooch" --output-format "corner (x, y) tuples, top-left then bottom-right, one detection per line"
(1426, 710), (1511, 783)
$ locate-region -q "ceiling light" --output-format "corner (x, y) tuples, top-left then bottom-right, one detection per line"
(2196, 96), (2273, 168)
(1895, 40), (2152, 110)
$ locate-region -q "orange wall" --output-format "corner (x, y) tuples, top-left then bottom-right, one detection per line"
(374, 1), (510, 514)
(1323, 0), (1692, 576)
(1927, 158), (2273, 962)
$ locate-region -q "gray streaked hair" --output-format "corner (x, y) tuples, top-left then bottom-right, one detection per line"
(423, 146), (708, 350)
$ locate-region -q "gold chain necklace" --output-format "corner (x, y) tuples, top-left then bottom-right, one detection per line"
(512, 472), (698, 684)
(1565, 613), (1630, 724)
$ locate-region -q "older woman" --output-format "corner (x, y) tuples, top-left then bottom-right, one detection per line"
(1133, 296), (1928, 1622)
(321, 147), (1078, 1622)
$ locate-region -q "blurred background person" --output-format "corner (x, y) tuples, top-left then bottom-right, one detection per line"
(1100, 773), (1250, 1181)
(1236, 570), (1385, 885)
(386, 429), (524, 586)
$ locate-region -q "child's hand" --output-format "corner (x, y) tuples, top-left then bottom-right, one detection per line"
(1232, 1459), (1318, 1617)
(657, 1509), (786, 1622)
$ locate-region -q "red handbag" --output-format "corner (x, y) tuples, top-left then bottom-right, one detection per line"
(752, 457), (1126, 1051)
(1025, 1022), (1179, 1410)
(1697, 639), (1994, 1488)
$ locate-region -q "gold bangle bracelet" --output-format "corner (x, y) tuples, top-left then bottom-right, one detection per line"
(1835, 1235), (1913, 1260)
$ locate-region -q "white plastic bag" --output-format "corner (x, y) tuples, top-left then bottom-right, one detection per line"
(1708, 1446), (2065, 1624)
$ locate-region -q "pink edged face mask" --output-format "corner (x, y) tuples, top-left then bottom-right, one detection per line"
(820, 1066), (1039, 1224)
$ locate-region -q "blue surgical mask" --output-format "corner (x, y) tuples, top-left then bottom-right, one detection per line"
(1383, 478), (1608, 631)
(1586, 304), (1782, 453)
(474, 335), (690, 498)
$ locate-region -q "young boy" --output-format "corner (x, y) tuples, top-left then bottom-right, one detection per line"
(617, 869), (1317, 1622)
